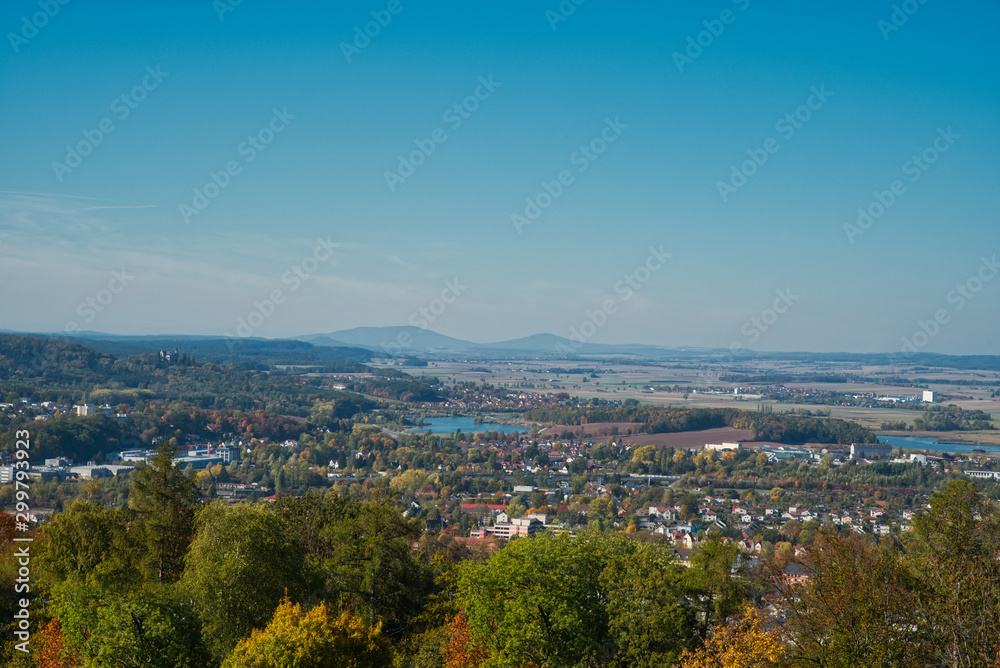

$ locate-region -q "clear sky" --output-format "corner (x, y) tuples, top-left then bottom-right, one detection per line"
(1, 0), (998, 354)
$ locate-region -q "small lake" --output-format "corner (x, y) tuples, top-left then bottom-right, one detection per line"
(877, 435), (1000, 454)
(406, 416), (529, 434)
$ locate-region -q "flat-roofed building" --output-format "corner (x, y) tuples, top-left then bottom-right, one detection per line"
(705, 442), (741, 451)
(485, 516), (543, 539)
(850, 443), (892, 460)
(70, 464), (135, 480)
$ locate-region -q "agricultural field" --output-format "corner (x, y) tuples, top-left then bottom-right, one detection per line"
(392, 357), (1000, 444)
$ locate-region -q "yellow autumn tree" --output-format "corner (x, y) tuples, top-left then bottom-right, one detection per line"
(677, 604), (786, 668)
(390, 468), (428, 497)
(222, 598), (392, 668)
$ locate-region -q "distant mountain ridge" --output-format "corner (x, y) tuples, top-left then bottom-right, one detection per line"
(301, 327), (723, 358)
(301, 326), (475, 352)
(303, 327), (594, 354)
(4, 328), (1000, 369)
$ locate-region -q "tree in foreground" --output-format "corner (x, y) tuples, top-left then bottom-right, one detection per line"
(773, 531), (931, 668)
(456, 531), (724, 667)
(677, 604), (786, 668)
(129, 438), (200, 582)
(906, 480), (1000, 667)
(182, 502), (307, 661)
(442, 611), (489, 668)
(33, 500), (141, 591)
(457, 531), (627, 667)
(601, 547), (701, 667)
(774, 480), (1000, 668)
(32, 496), (210, 667)
(35, 618), (80, 668)
(222, 597), (391, 668)
(53, 580), (208, 668)
(276, 491), (431, 639)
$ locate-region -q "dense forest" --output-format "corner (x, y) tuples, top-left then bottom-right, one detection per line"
(913, 404), (996, 431)
(0, 335), (436, 415)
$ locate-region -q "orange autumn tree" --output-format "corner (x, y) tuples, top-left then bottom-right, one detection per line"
(36, 618), (80, 668)
(444, 611), (489, 668)
(677, 604), (786, 668)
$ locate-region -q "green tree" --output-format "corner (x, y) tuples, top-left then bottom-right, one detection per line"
(530, 491), (546, 510)
(277, 492), (431, 640)
(456, 531), (704, 668)
(797, 519), (821, 546)
(601, 546), (700, 667)
(504, 500), (527, 519)
(590, 496), (616, 529)
(685, 538), (748, 636)
(181, 502), (307, 660)
(457, 532), (627, 667)
(906, 480), (1000, 667)
(54, 581), (208, 668)
(129, 439), (200, 582)
(34, 500), (141, 591)
(390, 469), (428, 498)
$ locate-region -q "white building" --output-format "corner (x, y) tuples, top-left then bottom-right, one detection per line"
(922, 390), (936, 403)
(44, 458), (73, 468)
(705, 442), (741, 451)
(966, 470), (1000, 481)
(70, 464), (134, 480)
(485, 516), (543, 539)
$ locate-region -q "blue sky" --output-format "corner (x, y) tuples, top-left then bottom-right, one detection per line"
(1, 0), (998, 354)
